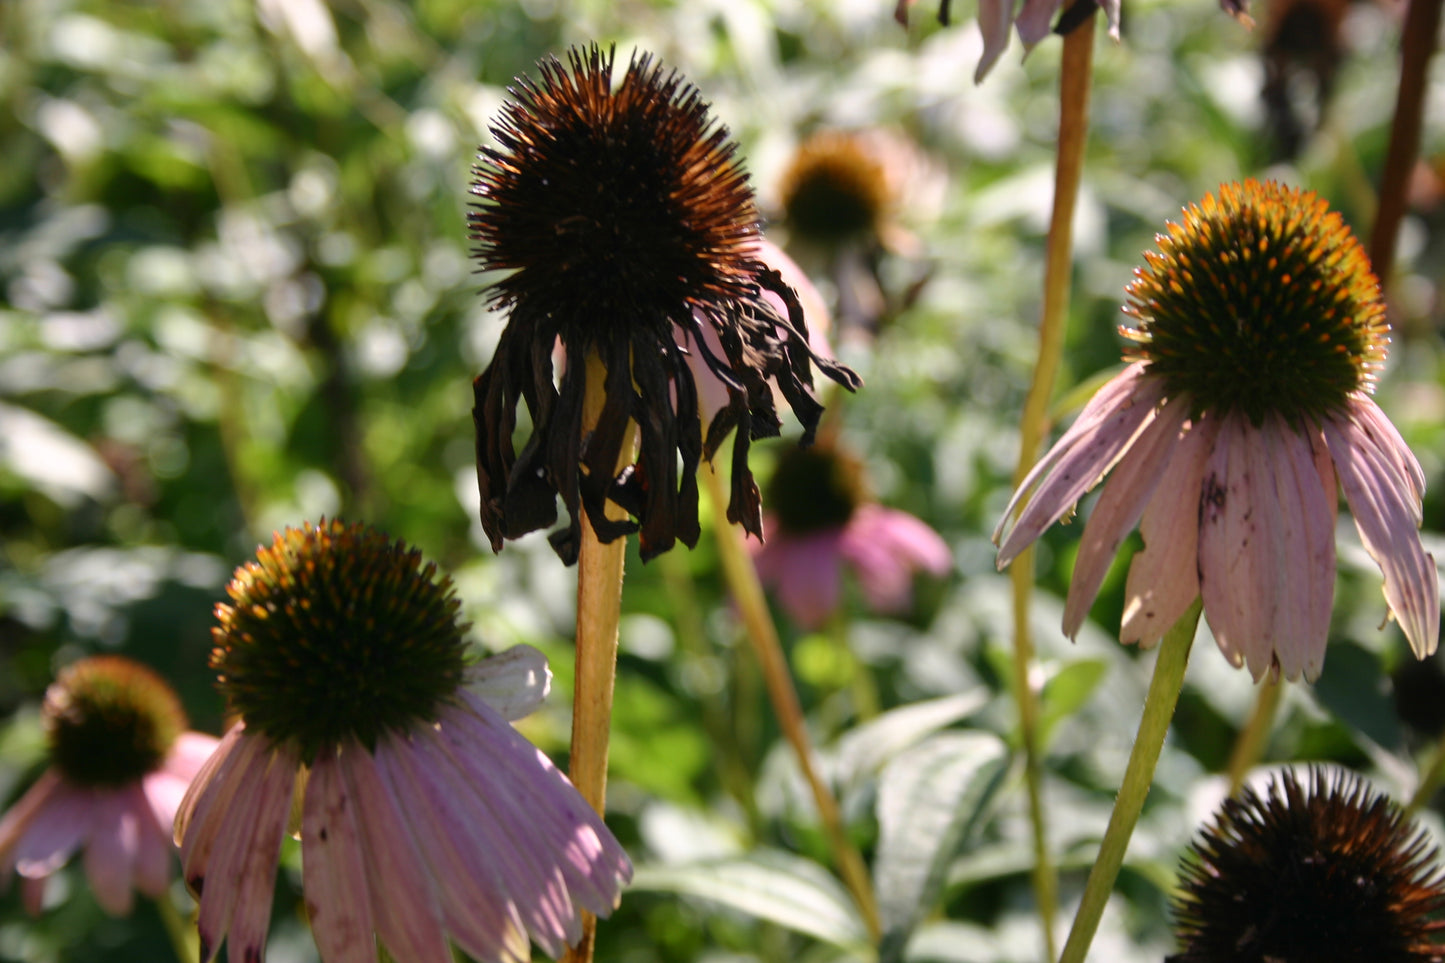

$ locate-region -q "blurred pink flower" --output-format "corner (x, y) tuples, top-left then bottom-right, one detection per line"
(0, 656), (218, 916)
(755, 503), (952, 629)
(995, 181), (1439, 682)
(175, 644), (632, 963)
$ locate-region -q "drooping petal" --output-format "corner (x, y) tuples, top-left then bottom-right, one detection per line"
(193, 738), (273, 963)
(465, 645), (551, 722)
(754, 530), (846, 630)
(167, 732), (225, 782)
(841, 506), (952, 615)
(15, 782), (91, 879)
(339, 746), (453, 963)
(1063, 394), (1190, 639)
(1121, 415), (1220, 647)
(82, 791), (137, 916)
(128, 784), (173, 900)
(974, 0), (1016, 83)
(376, 733), (532, 963)
(223, 749), (296, 963)
(302, 748), (379, 963)
(1262, 416), (1337, 682)
(1348, 394), (1426, 512)
(175, 723), (248, 850)
(1198, 413), (1277, 678)
(0, 770), (64, 873)
(1324, 408), (1440, 660)
(1014, 0), (1063, 48)
(996, 364), (1166, 567)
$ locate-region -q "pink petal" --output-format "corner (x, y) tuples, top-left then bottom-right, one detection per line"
(339, 745), (453, 963)
(175, 724), (248, 850)
(1063, 394), (1190, 639)
(1261, 417), (1336, 681)
(0, 770), (65, 873)
(755, 531), (845, 630)
(376, 733), (532, 963)
(128, 784), (173, 900)
(15, 781), (91, 878)
(83, 791), (138, 916)
(1325, 408), (1440, 659)
(166, 732), (225, 783)
(996, 364), (1166, 568)
(1197, 412), (1276, 678)
(465, 645), (552, 722)
(302, 748), (379, 963)
(223, 749), (296, 963)
(975, 0), (1016, 82)
(1120, 415), (1220, 647)
(1349, 395), (1426, 511)
(1015, 0), (1063, 47)
(142, 770), (193, 838)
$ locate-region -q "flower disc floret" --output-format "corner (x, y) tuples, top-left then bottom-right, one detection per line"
(43, 656), (185, 787)
(1123, 179), (1388, 426)
(211, 519), (467, 761)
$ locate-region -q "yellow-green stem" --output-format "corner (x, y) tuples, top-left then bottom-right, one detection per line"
(703, 464), (883, 944)
(1010, 13), (1097, 961)
(154, 891), (199, 963)
(563, 352), (633, 963)
(1407, 731), (1445, 814)
(1225, 677), (1281, 796)
(1058, 600), (1200, 963)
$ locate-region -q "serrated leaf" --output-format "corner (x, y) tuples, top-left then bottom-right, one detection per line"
(874, 731), (1010, 962)
(630, 849), (871, 951)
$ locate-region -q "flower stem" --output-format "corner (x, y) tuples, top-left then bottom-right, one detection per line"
(1367, 0), (1444, 294)
(563, 352), (634, 963)
(1407, 731), (1445, 814)
(702, 463), (883, 944)
(1225, 677), (1281, 796)
(1009, 11), (1096, 960)
(1057, 600), (1200, 963)
(153, 891), (199, 963)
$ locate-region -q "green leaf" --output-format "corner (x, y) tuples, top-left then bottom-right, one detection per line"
(874, 731), (1010, 962)
(630, 849), (871, 951)
(832, 692), (990, 790)
(1038, 658), (1109, 748)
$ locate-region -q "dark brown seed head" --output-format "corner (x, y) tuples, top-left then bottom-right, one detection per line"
(44, 656), (185, 787)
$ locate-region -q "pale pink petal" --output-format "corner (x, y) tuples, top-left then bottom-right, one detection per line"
(975, 0), (1016, 82)
(417, 712), (582, 954)
(1197, 413), (1276, 677)
(0, 770), (65, 872)
(142, 771), (193, 836)
(851, 506), (952, 575)
(128, 784), (173, 900)
(466, 645), (552, 722)
(1100, 0), (1122, 39)
(376, 733), (531, 963)
(1015, 0), (1063, 48)
(1120, 416), (1220, 647)
(15, 782), (92, 878)
(452, 691), (631, 916)
(301, 748), (378, 963)
(1325, 409), (1440, 659)
(223, 749), (296, 963)
(1262, 417), (1336, 682)
(1349, 395), (1426, 511)
(82, 791), (137, 916)
(996, 365), (1167, 567)
(1063, 394), (1190, 639)
(166, 732), (224, 783)
(757, 532), (845, 630)
(339, 746), (453, 963)
(175, 724), (248, 850)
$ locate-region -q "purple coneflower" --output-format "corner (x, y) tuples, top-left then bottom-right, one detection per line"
(173, 520), (631, 963)
(752, 438), (951, 628)
(1170, 767), (1445, 962)
(469, 45), (858, 564)
(995, 180), (1438, 682)
(0, 655), (218, 916)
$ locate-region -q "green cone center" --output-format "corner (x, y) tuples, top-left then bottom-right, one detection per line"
(767, 442), (868, 534)
(211, 520), (467, 762)
(45, 656), (184, 787)
(1122, 180), (1388, 425)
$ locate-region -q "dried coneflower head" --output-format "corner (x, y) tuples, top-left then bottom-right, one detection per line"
(470, 44), (859, 564)
(1170, 768), (1445, 962)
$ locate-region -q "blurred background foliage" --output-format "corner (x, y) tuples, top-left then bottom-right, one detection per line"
(0, 0), (1443, 960)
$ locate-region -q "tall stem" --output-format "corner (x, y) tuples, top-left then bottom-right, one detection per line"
(154, 892), (199, 963)
(1367, 0), (1443, 297)
(562, 352), (633, 963)
(1225, 678), (1280, 796)
(1009, 12), (1097, 960)
(1058, 601), (1200, 963)
(703, 465), (883, 944)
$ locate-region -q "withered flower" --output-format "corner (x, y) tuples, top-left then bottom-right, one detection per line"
(1170, 767), (1445, 962)
(470, 45), (858, 564)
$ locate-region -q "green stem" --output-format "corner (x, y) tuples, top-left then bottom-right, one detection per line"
(1225, 677), (1280, 796)
(1407, 731), (1445, 814)
(1057, 600), (1200, 963)
(1010, 11), (1097, 960)
(703, 464), (883, 944)
(154, 891), (199, 963)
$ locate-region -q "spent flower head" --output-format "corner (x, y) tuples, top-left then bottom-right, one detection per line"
(1170, 767), (1445, 962)
(470, 44), (858, 564)
(996, 180), (1438, 681)
(179, 519), (631, 963)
